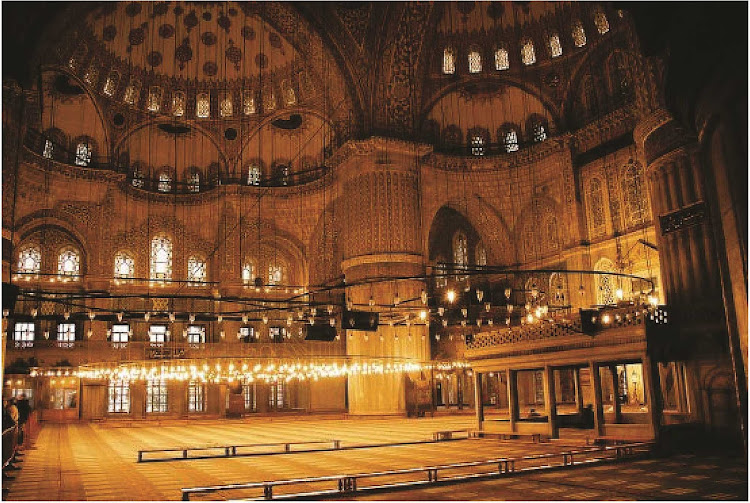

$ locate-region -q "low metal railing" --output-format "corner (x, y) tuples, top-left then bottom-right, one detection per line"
(181, 442), (652, 500)
(138, 440), (341, 463)
(2, 426), (18, 470)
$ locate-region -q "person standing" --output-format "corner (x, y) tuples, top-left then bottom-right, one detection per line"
(16, 395), (30, 447)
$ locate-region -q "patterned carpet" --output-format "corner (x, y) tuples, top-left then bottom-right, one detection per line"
(3, 417), (747, 501)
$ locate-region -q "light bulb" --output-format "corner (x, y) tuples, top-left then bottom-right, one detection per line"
(118, 312), (124, 322)
(329, 318), (335, 327)
(327, 305), (334, 315)
(242, 314), (248, 324)
(287, 316), (293, 326)
(505, 317), (511, 326)
(87, 329), (93, 338)
(217, 315), (223, 323)
(442, 319), (448, 327)
(347, 298), (353, 310)
(476, 319), (482, 327)
(485, 302), (491, 312)
(309, 317), (315, 325)
(476, 290), (484, 302)
(262, 314), (268, 325)
(394, 293), (400, 305)
(369, 296), (375, 307)
(220, 330), (225, 339)
(488, 319), (494, 326)
(507, 304), (514, 313)
(461, 308), (468, 318)
(526, 313), (534, 323)
(421, 290), (428, 305)
(438, 307), (445, 316)
(504, 287), (512, 300)
(310, 307), (317, 317)
(31, 308), (38, 318)
(460, 320), (466, 327)
(88, 311), (96, 321)
(144, 312), (151, 322)
(615, 288), (624, 301)
(531, 285), (539, 298)
(435, 333), (441, 341)
(169, 312), (175, 322)
(419, 310), (427, 321)
(446, 290), (456, 303)
(64, 311), (70, 320)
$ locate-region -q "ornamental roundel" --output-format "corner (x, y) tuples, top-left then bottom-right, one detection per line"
(201, 31), (217, 46)
(228, 7), (238, 17)
(129, 27), (145, 46)
(152, 2), (168, 17)
(176, 39), (193, 69)
(456, 1), (475, 16)
(203, 61), (218, 77)
(184, 10), (199, 31)
(202, 11), (212, 22)
(147, 51), (163, 68)
(487, 2), (505, 20)
(255, 52), (268, 69)
(158, 23), (174, 39)
(125, 2), (141, 17)
(241, 26), (255, 40)
(102, 25), (117, 42)
(226, 44), (242, 70)
(269, 32), (282, 49)
(173, 5), (184, 16)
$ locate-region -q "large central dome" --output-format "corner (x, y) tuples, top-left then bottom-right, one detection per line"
(85, 1), (298, 83)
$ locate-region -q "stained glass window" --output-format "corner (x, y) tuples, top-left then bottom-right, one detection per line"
(108, 380), (130, 413)
(453, 232), (468, 281)
(243, 90), (256, 115)
(58, 248), (80, 277)
(240, 326), (255, 342)
(595, 258), (616, 305)
(14, 323), (34, 348)
(494, 47), (509, 70)
(468, 51), (482, 73)
(149, 325), (168, 345)
(220, 92), (233, 117)
(150, 236), (172, 280)
(172, 91), (186, 117)
(111, 324), (129, 346)
(18, 246), (41, 275)
(572, 20), (587, 47)
(84, 60), (99, 86)
(43, 139), (54, 159)
(549, 33), (563, 58)
(187, 256), (206, 284)
(158, 172), (172, 192)
(622, 161), (648, 226)
(247, 165), (261, 185)
(187, 171), (200, 192)
(443, 47), (456, 74)
(196, 92), (210, 118)
(114, 252), (134, 279)
(268, 264), (283, 285)
(521, 39), (536, 65)
(263, 89), (276, 112)
(242, 262), (255, 284)
(187, 325), (205, 345)
(476, 242), (487, 266)
(282, 80), (297, 106)
(435, 262), (448, 289)
(75, 142), (92, 167)
(549, 272), (567, 305)
(103, 71), (119, 97)
(269, 381), (286, 409)
(123, 78), (141, 105)
(532, 122), (547, 142)
(146, 379), (168, 413)
(57, 323), (76, 347)
(147, 86), (162, 112)
(470, 134), (485, 156)
(504, 129), (519, 152)
(594, 9), (610, 34)
(188, 382), (205, 412)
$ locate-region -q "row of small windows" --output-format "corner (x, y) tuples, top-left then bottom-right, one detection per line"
(16, 238), (285, 285)
(434, 120), (548, 156)
(442, 11), (609, 74)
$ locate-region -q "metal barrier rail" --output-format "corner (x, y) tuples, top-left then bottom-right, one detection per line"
(2, 426), (18, 470)
(181, 442), (652, 500)
(139, 440), (341, 462)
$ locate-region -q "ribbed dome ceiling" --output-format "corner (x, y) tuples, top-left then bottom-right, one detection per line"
(437, 1), (565, 33)
(85, 1), (298, 83)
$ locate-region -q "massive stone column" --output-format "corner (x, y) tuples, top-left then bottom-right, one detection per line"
(337, 138), (431, 415)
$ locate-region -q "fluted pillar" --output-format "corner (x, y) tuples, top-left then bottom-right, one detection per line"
(337, 138), (431, 415)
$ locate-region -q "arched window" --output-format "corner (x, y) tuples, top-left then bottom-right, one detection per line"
(494, 46), (510, 70)
(443, 47), (456, 74)
(58, 248), (80, 278)
(503, 127), (520, 152)
(470, 134), (485, 156)
(103, 70), (119, 97)
(17, 245), (41, 275)
(43, 139), (54, 159)
(268, 264), (283, 285)
(549, 273), (568, 306)
(595, 258), (616, 306)
(131, 163), (145, 188)
(84, 59), (99, 86)
(187, 170), (200, 192)
(586, 177), (607, 238)
(247, 164), (261, 186)
(572, 20), (587, 47)
(242, 261), (255, 284)
(282, 80), (297, 106)
(435, 260), (448, 289)
(158, 171), (172, 192)
(187, 256), (207, 285)
(548, 33), (563, 58)
(196, 92), (210, 118)
(68, 42), (87, 71)
(171, 90), (186, 117)
(150, 236), (172, 280)
(123, 78), (141, 105)
(273, 163), (290, 186)
(243, 90), (256, 115)
(443, 125), (463, 146)
(114, 252), (135, 279)
(521, 38), (536, 65)
(263, 88), (276, 112)
(468, 50), (482, 73)
(220, 91), (233, 117)
(475, 241), (487, 266)
(544, 215), (559, 252)
(147, 86), (162, 113)
(622, 161), (648, 226)
(594, 9), (610, 34)
(74, 140), (92, 167)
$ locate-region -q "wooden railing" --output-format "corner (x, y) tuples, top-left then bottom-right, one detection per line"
(181, 442), (653, 500)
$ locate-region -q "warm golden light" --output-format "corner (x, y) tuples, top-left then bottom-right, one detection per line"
(446, 289), (456, 303)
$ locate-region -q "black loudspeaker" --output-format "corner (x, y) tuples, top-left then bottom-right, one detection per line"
(341, 310), (380, 331)
(2, 283), (19, 314)
(580, 308), (601, 336)
(304, 325), (338, 341)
